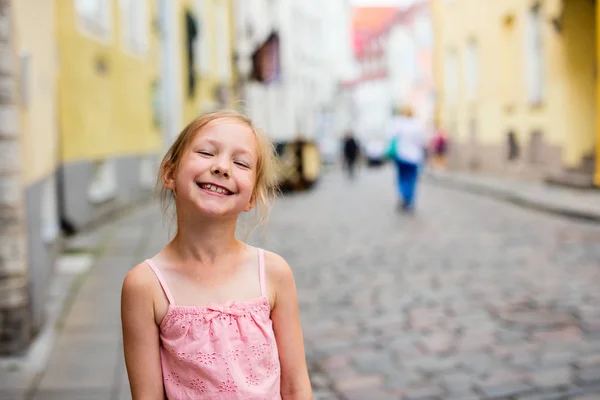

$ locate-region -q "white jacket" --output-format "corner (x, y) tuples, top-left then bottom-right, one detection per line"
(387, 116), (426, 164)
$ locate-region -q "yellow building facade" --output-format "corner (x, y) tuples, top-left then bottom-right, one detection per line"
(53, 0), (165, 234)
(432, 0), (600, 187)
(57, 0), (162, 162)
(14, 0), (59, 186)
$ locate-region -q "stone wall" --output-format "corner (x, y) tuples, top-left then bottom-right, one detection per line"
(0, 0), (31, 355)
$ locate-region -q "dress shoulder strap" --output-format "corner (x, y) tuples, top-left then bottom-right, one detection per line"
(145, 259), (175, 305)
(258, 249), (267, 297)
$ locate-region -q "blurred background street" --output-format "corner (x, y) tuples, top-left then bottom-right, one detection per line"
(2, 0), (600, 399)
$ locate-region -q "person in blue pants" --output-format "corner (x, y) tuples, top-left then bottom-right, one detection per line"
(386, 106), (426, 212)
(395, 158), (419, 211)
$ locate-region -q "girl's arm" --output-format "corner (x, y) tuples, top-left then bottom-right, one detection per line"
(121, 264), (166, 400)
(267, 252), (313, 400)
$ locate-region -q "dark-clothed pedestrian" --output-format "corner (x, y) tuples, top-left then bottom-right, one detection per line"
(342, 131), (360, 180)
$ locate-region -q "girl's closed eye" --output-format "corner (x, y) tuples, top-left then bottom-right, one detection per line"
(196, 150), (214, 156)
(234, 160), (251, 169)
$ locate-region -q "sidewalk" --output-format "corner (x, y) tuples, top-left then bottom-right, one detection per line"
(425, 169), (600, 223)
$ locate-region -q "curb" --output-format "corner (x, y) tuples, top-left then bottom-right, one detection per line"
(425, 172), (600, 223)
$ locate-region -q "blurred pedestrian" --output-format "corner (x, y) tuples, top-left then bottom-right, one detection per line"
(121, 110), (312, 399)
(430, 123), (448, 170)
(386, 106), (426, 212)
(342, 131), (360, 180)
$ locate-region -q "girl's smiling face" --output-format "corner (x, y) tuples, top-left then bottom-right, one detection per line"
(165, 118), (258, 218)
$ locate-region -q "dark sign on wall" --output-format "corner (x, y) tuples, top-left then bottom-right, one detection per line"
(250, 32), (281, 84)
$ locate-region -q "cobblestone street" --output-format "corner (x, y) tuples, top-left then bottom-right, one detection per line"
(4, 166), (600, 400)
(266, 166), (600, 400)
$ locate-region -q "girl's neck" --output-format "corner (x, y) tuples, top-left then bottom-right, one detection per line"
(169, 213), (243, 265)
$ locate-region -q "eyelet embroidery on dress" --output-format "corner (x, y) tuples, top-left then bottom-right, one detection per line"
(245, 373), (260, 386)
(165, 372), (181, 386)
(218, 379), (239, 393)
(228, 349), (241, 361)
(195, 352), (217, 366)
(190, 378), (208, 392)
(267, 359), (279, 377)
(250, 343), (270, 358)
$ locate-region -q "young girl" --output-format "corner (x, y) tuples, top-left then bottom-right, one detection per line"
(121, 110), (312, 399)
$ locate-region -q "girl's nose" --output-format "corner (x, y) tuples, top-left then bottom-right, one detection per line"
(210, 162), (230, 178)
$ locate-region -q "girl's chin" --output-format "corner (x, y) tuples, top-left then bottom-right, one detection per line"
(187, 204), (246, 218)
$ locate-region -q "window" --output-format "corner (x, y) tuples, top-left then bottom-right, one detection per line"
(76, 0), (112, 41)
(414, 15), (433, 49)
(41, 177), (59, 243)
(445, 50), (458, 106)
(400, 37), (417, 82)
(526, 5), (543, 104)
(87, 159), (118, 204)
(465, 40), (478, 102)
(120, 0), (149, 55)
(195, 0), (210, 74)
(216, 0), (232, 82)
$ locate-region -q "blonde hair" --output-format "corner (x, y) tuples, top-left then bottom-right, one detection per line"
(157, 109), (279, 231)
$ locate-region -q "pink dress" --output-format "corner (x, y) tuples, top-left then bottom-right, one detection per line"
(145, 249), (281, 399)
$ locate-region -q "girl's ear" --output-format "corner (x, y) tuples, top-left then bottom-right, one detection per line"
(164, 164), (176, 191)
(244, 193), (257, 212)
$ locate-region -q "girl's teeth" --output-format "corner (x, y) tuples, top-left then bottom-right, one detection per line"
(201, 184), (228, 194)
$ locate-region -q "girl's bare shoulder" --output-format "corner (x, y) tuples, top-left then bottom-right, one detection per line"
(122, 260), (162, 301)
(262, 250), (294, 285)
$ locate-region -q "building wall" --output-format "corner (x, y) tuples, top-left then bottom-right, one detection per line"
(56, 0), (162, 230)
(56, 0), (161, 162)
(13, 0), (60, 336)
(0, 0), (31, 355)
(387, 4), (434, 127)
(13, 0), (59, 185)
(433, 0), (597, 179)
(236, 0), (329, 142)
(597, 3), (600, 186)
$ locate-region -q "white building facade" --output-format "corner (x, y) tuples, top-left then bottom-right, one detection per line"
(350, 1), (434, 146)
(234, 0), (355, 148)
(387, 0), (434, 126)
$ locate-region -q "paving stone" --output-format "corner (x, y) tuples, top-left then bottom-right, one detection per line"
(383, 371), (422, 391)
(397, 384), (444, 400)
(578, 367), (600, 385)
(421, 332), (454, 354)
(577, 354), (600, 369)
(402, 356), (458, 376)
(530, 366), (572, 389)
(334, 375), (383, 392)
(516, 392), (567, 400)
(456, 353), (500, 376)
(440, 371), (476, 394)
(340, 388), (396, 400)
(476, 381), (534, 399)
(539, 349), (577, 367)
